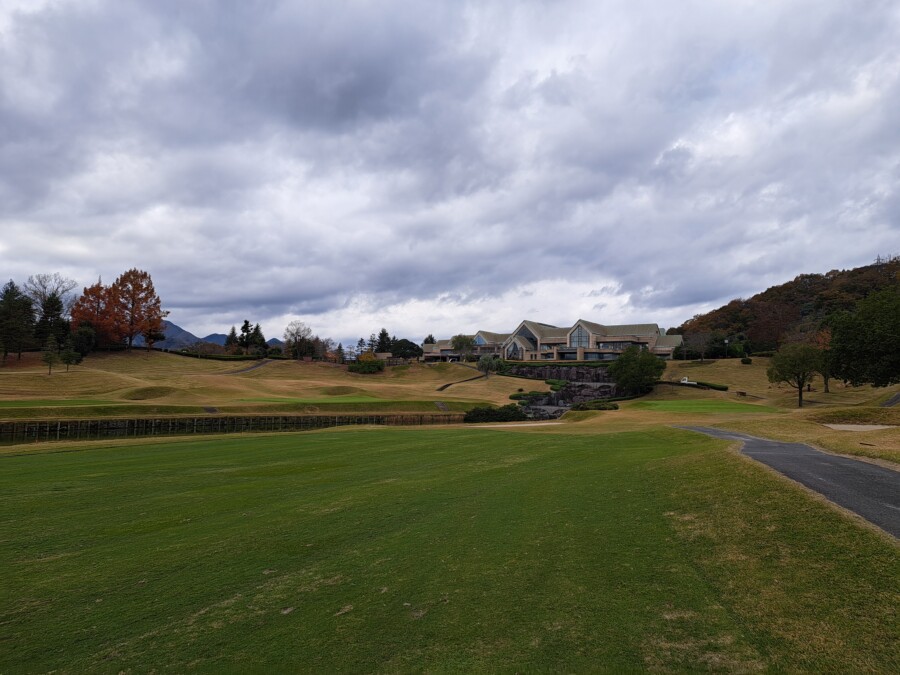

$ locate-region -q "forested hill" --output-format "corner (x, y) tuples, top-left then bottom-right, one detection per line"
(676, 256), (900, 351)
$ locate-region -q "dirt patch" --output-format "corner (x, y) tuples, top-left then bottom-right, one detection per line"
(823, 424), (896, 431)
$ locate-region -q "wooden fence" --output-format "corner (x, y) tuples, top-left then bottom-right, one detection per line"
(0, 413), (464, 445)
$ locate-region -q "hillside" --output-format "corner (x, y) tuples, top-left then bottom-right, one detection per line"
(677, 256), (900, 350)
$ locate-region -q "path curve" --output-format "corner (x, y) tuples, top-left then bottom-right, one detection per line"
(679, 426), (900, 538)
(881, 392), (900, 407)
(221, 359), (271, 375)
(436, 374), (486, 391)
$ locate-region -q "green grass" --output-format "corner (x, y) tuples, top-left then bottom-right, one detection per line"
(1, 428), (896, 672)
(0, 399), (120, 408)
(239, 395), (385, 404)
(630, 400), (780, 414)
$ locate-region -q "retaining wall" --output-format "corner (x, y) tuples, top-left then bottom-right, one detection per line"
(0, 413), (463, 445)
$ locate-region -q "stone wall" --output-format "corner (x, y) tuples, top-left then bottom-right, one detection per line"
(504, 364), (615, 383)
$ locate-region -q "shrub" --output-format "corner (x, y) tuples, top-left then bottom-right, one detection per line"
(545, 378), (566, 391)
(464, 404), (529, 423)
(509, 391), (546, 400)
(347, 360), (385, 374)
(741, 357), (752, 365)
(571, 400), (619, 411)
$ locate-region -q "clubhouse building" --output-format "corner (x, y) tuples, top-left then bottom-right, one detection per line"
(423, 319), (682, 363)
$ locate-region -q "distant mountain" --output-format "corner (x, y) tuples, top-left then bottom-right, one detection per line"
(134, 320), (203, 350)
(267, 337), (285, 348)
(677, 257), (900, 351)
(202, 333), (228, 346)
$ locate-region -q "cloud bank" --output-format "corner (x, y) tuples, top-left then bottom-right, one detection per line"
(1, 0), (898, 344)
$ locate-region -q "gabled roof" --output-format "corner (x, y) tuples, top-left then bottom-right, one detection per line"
(570, 319), (606, 336)
(475, 330), (510, 343)
(517, 320), (570, 339)
(602, 324), (661, 337)
(655, 334), (683, 347)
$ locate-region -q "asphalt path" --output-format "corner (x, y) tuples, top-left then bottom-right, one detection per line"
(680, 426), (900, 538)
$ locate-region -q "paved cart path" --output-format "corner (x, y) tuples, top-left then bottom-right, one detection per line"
(680, 426), (900, 538)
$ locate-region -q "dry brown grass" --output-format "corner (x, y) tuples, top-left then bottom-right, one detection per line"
(663, 358), (894, 409)
(0, 352), (526, 411)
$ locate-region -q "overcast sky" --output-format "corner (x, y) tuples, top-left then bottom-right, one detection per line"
(1, 1), (898, 345)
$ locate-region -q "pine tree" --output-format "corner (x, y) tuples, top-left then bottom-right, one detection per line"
(423, 334), (436, 344)
(336, 343), (345, 363)
(238, 320), (253, 354)
(60, 337), (80, 372)
(376, 328), (392, 353)
(0, 281), (35, 361)
(42, 335), (60, 374)
(225, 326), (239, 353)
(250, 323), (267, 356)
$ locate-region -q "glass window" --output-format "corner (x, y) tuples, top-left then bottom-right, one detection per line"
(570, 325), (589, 348)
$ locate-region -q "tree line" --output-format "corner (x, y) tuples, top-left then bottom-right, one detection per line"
(0, 270), (165, 372)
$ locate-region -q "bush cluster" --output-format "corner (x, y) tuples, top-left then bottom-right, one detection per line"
(741, 357), (753, 365)
(347, 360), (385, 374)
(571, 400), (619, 411)
(509, 391), (546, 400)
(464, 404), (529, 423)
(545, 378), (567, 391)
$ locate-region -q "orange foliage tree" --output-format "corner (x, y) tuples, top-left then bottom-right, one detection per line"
(70, 270), (166, 350)
(110, 269), (166, 349)
(70, 281), (117, 346)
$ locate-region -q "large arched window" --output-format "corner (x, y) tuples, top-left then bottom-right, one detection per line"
(570, 325), (589, 348)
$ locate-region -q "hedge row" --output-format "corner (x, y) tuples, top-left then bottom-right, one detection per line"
(571, 400), (619, 411)
(464, 404), (529, 423)
(347, 360), (385, 374)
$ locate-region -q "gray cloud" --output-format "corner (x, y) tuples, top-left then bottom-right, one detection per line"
(1, 0), (898, 343)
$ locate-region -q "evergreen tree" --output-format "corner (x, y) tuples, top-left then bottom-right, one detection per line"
(42, 336), (60, 375)
(367, 333), (378, 352)
(608, 346), (666, 396)
(250, 323), (267, 356)
(34, 292), (70, 347)
(225, 326), (239, 353)
(238, 320), (253, 354)
(0, 281), (35, 361)
(60, 337), (80, 372)
(423, 334), (436, 344)
(336, 343), (345, 363)
(72, 323), (96, 356)
(376, 328), (392, 353)
(356, 338), (366, 354)
(829, 287), (900, 387)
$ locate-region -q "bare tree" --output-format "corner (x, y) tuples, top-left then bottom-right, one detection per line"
(684, 332), (712, 361)
(24, 273), (78, 316)
(283, 320), (313, 359)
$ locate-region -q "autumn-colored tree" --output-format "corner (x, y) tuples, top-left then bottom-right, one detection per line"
(110, 269), (166, 349)
(70, 281), (117, 346)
